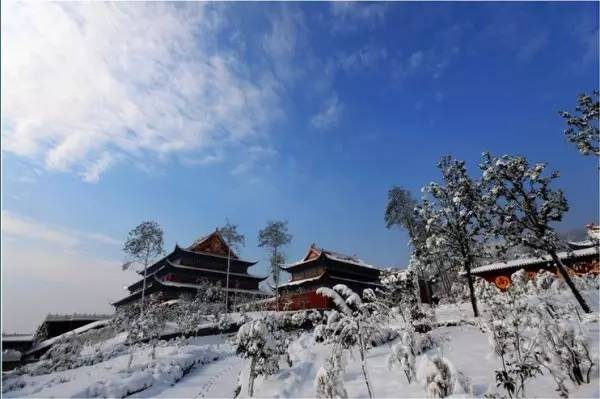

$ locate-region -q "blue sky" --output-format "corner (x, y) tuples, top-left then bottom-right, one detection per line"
(1, 2), (598, 332)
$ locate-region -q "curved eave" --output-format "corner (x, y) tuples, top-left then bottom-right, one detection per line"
(175, 244), (258, 266)
(276, 272), (327, 290)
(165, 259), (267, 281)
(281, 252), (324, 271)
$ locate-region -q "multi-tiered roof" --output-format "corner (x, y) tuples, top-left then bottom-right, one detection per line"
(113, 231), (268, 307)
(278, 243), (382, 295)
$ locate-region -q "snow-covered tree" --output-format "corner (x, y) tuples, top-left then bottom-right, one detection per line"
(385, 186), (455, 301)
(125, 295), (168, 368)
(559, 91), (599, 156)
(379, 269), (432, 332)
(480, 152), (591, 313)
(315, 351), (348, 399)
(122, 221), (164, 315)
(234, 318), (281, 397)
(316, 285), (388, 398)
(258, 220), (292, 311)
(32, 322), (49, 344)
(176, 279), (226, 333)
(418, 156), (492, 317)
(218, 220), (245, 313)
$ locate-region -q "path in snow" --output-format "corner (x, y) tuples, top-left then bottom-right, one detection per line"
(140, 353), (244, 398)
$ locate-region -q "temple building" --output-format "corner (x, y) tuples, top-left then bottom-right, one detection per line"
(470, 225), (599, 290)
(113, 231), (269, 308)
(276, 243), (383, 310)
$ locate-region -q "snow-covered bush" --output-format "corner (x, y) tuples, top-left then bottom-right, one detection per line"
(31, 335), (83, 375)
(389, 323), (438, 385)
(307, 309), (324, 326)
(234, 318), (281, 397)
(479, 269), (595, 398)
(315, 351), (348, 399)
(175, 279), (227, 333)
(125, 295), (169, 369)
(316, 285), (388, 398)
(388, 327), (417, 383)
(291, 310), (308, 327)
(416, 354), (471, 398)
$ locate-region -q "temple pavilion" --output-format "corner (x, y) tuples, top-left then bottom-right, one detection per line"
(113, 230), (269, 308)
(470, 225), (600, 290)
(276, 243), (383, 310)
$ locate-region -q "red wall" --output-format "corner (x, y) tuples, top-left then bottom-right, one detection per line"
(266, 290), (331, 311)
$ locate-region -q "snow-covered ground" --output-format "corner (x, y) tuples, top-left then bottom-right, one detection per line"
(238, 321), (599, 398)
(3, 298), (599, 398)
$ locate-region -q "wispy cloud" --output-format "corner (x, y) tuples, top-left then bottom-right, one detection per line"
(231, 146), (278, 177)
(394, 45), (460, 82)
(1, 2), (281, 182)
(330, 2), (387, 33)
(1, 210), (120, 248)
(311, 94), (344, 131)
(263, 5), (307, 83)
(517, 32), (549, 63)
(337, 44), (388, 72)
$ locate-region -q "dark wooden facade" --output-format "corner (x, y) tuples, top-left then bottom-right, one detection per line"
(113, 231), (268, 308)
(276, 244), (382, 310)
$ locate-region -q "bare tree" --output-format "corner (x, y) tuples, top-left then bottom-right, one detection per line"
(480, 152), (591, 313)
(218, 220), (245, 314)
(258, 220), (292, 311)
(122, 221), (164, 315)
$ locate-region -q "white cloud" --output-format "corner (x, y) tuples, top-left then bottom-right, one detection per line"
(330, 2), (387, 32)
(263, 6), (306, 82)
(1, 210), (120, 248)
(1, 2), (280, 182)
(311, 94), (344, 131)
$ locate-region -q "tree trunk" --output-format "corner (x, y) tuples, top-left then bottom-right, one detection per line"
(274, 250), (280, 312)
(549, 251), (591, 313)
(225, 247), (231, 314)
(248, 357), (256, 397)
(127, 352), (134, 370)
(357, 329), (374, 399)
(464, 262), (479, 317)
(140, 251), (149, 315)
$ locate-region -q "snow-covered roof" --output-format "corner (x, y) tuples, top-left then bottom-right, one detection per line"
(167, 260), (266, 279)
(283, 244), (379, 270)
(330, 274), (383, 287)
(44, 313), (112, 322)
(157, 278), (270, 296)
(278, 273), (326, 288)
(277, 272), (383, 290)
(2, 334), (34, 342)
(568, 239), (597, 249)
(26, 319), (111, 355)
(471, 246), (599, 275)
(323, 251), (375, 268)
